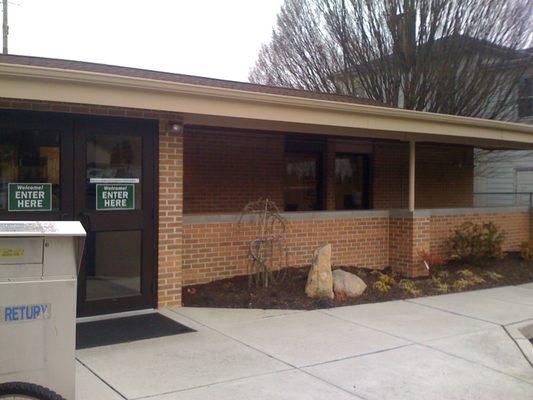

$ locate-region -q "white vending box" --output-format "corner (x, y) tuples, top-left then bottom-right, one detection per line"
(0, 221), (86, 400)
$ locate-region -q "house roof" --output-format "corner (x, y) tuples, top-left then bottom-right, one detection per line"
(0, 54), (384, 107)
(339, 35), (532, 76)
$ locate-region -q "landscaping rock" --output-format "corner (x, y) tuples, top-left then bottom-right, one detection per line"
(332, 269), (367, 298)
(305, 244), (334, 299)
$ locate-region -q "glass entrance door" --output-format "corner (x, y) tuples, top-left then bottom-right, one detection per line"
(0, 111), (73, 220)
(75, 116), (156, 316)
(0, 110), (157, 317)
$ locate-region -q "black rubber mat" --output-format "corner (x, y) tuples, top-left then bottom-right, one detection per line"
(76, 313), (194, 349)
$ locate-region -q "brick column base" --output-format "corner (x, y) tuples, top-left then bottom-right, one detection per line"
(530, 207), (533, 241)
(389, 212), (430, 277)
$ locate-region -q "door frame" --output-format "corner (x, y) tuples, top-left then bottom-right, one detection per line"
(74, 114), (158, 317)
(0, 109), (159, 316)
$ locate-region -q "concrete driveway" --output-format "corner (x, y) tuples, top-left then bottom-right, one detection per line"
(76, 284), (533, 399)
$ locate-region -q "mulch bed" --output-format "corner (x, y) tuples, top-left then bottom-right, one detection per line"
(183, 253), (533, 310)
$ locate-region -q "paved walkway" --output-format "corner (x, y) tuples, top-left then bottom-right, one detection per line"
(76, 284), (533, 399)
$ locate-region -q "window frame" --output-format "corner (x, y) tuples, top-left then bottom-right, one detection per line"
(283, 150), (324, 212)
(334, 152), (372, 210)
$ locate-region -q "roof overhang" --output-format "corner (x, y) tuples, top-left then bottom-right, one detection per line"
(0, 62), (532, 149)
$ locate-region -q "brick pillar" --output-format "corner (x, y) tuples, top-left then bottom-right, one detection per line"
(389, 212), (430, 277)
(157, 119), (183, 307)
(530, 207), (533, 241)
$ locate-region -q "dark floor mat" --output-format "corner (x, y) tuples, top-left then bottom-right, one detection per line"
(76, 313), (194, 349)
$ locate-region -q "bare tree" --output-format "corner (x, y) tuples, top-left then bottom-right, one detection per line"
(237, 198), (289, 288)
(250, 0), (532, 120)
(250, 0), (347, 93)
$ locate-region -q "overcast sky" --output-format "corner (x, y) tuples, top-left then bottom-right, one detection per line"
(4, 0), (284, 82)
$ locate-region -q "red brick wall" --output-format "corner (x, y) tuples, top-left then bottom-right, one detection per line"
(389, 215), (430, 277)
(373, 143), (474, 209)
(183, 130), (474, 214)
(430, 210), (530, 256)
(390, 210), (527, 278)
(183, 214), (389, 285)
(183, 208), (530, 285)
(0, 97), (180, 120)
(0, 98), (184, 307)
(416, 144), (474, 208)
(184, 127), (284, 213)
(373, 143), (409, 209)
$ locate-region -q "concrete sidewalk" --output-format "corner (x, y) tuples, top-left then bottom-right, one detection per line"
(76, 284), (533, 399)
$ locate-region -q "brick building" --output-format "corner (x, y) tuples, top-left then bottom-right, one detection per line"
(0, 54), (532, 316)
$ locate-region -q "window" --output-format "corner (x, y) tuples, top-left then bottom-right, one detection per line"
(0, 129), (61, 211)
(86, 134), (142, 209)
(284, 152), (322, 211)
(335, 153), (370, 210)
(518, 76), (532, 119)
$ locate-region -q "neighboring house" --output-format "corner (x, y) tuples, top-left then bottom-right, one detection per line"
(474, 56), (533, 206)
(474, 149), (533, 207)
(341, 40), (533, 207)
(343, 38), (532, 123)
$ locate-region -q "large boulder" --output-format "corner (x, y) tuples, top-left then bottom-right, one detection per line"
(332, 269), (367, 298)
(305, 244), (334, 299)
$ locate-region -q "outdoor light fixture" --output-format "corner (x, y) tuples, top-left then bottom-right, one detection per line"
(168, 122), (183, 134)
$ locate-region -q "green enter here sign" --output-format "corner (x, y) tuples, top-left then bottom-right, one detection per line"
(8, 183), (52, 212)
(96, 184), (135, 210)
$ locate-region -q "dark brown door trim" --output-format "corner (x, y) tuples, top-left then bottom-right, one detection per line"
(0, 108), (158, 317)
(75, 115), (158, 317)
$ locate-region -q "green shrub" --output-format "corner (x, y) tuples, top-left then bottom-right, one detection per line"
(357, 269), (368, 278)
(452, 279), (471, 291)
(437, 270), (450, 279)
(379, 274), (396, 287)
(373, 280), (391, 293)
(371, 272), (396, 293)
(399, 280), (421, 296)
(483, 271), (503, 281)
(447, 222), (505, 265)
(520, 241), (533, 261)
(457, 269), (485, 284)
(432, 277), (449, 293)
(451, 270), (485, 291)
